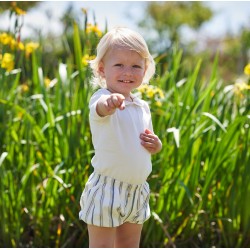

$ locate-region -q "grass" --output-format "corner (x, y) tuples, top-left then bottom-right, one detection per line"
(0, 10), (250, 247)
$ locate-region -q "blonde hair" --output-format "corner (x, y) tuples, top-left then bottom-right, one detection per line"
(89, 27), (155, 88)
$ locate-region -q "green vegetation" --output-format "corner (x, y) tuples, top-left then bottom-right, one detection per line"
(0, 4), (250, 247)
(139, 1), (213, 49)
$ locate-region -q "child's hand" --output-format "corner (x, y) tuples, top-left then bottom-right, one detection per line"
(140, 129), (162, 154)
(106, 93), (125, 111)
(97, 93), (125, 117)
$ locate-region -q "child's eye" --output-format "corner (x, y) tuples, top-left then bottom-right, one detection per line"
(133, 65), (142, 69)
(114, 64), (123, 67)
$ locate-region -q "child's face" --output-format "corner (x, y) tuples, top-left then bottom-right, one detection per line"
(98, 47), (146, 99)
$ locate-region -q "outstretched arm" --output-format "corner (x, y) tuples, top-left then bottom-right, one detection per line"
(140, 129), (162, 154)
(96, 93), (125, 117)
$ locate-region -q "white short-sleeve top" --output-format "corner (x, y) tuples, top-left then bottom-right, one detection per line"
(89, 88), (153, 184)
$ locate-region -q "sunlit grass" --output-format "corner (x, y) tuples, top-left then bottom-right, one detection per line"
(0, 7), (250, 247)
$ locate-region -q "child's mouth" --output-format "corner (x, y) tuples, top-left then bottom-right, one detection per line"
(119, 80), (133, 83)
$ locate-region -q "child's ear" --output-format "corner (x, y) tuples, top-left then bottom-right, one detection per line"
(98, 61), (105, 78)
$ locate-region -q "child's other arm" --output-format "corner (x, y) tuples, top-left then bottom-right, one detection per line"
(96, 93), (125, 117)
(140, 129), (162, 154)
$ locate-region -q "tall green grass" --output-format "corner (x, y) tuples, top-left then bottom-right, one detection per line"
(0, 20), (95, 247)
(142, 48), (250, 247)
(0, 11), (249, 247)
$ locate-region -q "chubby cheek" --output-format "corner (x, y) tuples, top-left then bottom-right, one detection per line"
(140, 72), (146, 80)
(136, 73), (145, 84)
(138, 67), (146, 80)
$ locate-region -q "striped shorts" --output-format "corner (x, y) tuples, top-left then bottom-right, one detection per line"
(79, 172), (151, 227)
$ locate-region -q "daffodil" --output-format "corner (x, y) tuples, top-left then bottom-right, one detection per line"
(11, 2), (26, 15)
(0, 32), (25, 51)
(155, 101), (162, 107)
(0, 32), (12, 45)
(235, 81), (250, 91)
(14, 6), (26, 15)
(92, 25), (102, 37)
(1, 53), (14, 72)
(21, 84), (29, 92)
(146, 88), (154, 98)
(244, 63), (250, 76)
(25, 42), (39, 57)
(17, 41), (25, 50)
(9, 38), (17, 50)
(86, 23), (102, 37)
(137, 84), (165, 108)
(82, 54), (96, 66)
(233, 80), (250, 99)
(137, 85), (147, 94)
(44, 78), (51, 88)
(17, 111), (24, 119)
(155, 88), (165, 99)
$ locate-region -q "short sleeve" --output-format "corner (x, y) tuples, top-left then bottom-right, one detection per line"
(89, 89), (110, 121)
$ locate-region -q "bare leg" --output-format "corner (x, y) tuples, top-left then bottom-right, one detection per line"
(115, 222), (143, 248)
(87, 224), (116, 248)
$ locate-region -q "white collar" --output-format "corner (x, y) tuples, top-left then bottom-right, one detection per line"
(125, 93), (143, 107)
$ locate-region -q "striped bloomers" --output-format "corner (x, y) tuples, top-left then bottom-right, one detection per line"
(79, 172), (151, 227)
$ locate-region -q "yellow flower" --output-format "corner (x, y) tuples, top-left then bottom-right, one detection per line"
(86, 23), (102, 37)
(137, 84), (165, 108)
(15, 7), (26, 15)
(25, 42), (39, 57)
(17, 41), (25, 50)
(0, 33), (25, 51)
(93, 26), (102, 37)
(17, 111), (24, 119)
(9, 38), (17, 50)
(155, 87), (165, 99)
(155, 101), (162, 107)
(146, 88), (154, 98)
(82, 54), (96, 66)
(0, 32), (12, 45)
(138, 85), (165, 100)
(11, 2), (26, 15)
(44, 78), (51, 88)
(208, 193), (212, 201)
(233, 80), (250, 99)
(244, 63), (250, 76)
(1, 53), (14, 72)
(235, 81), (250, 91)
(21, 84), (29, 92)
(137, 85), (147, 94)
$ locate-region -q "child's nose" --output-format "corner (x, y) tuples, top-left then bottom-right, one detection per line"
(122, 66), (133, 76)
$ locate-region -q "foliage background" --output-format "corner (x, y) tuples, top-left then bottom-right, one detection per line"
(0, 2), (250, 247)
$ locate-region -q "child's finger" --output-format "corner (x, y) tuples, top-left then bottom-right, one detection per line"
(115, 93), (125, 102)
(140, 133), (155, 143)
(111, 94), (125, 110)
(107, 97), (116, 109)
(111, 95), (120, 107)
(119, 100), (125, 110)
(145, 129), (153, 135)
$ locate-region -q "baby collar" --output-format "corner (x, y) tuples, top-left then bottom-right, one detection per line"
(125, 93), (143, 107)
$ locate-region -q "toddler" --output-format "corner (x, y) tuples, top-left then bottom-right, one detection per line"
(79, 27), (162, 248)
